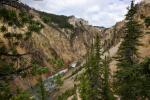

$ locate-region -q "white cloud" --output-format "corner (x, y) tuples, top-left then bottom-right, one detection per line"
(22, 0), (142, 27)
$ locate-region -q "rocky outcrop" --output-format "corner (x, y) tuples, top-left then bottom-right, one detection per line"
(68, 16), (89, 27)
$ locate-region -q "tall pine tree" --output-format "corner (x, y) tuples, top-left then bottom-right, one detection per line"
(79, 34), (114, 100)
(114, 0), (143, 99)
(103, 56), (114, 100)
(79, 34), (103, 100)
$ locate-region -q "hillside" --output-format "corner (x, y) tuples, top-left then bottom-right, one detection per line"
(0, 0), (150, 100)
(0, 1), (125, 73)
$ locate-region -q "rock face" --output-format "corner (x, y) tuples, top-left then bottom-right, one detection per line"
(0, 0), (150, 88)
(1, 1), (150, 70)
(68, 16), (89, 26)
(143, 0), (150, 3)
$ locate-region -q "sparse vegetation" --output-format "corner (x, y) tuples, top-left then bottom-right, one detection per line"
(28, 21), (44, 33)
(11, 89), (34, 100)
(0, 7), (46, 100)
(0, 26), (7, 32)
(19, 11), (33, 25)
(0, 8), (21, 27)
(41, 16), (51, 24)
(4, 32), (23, 40)
(51, 58), (64, 68)
(53, 74), (64, 87)
(25, 31), (32, 40)
(0, 7), (43, 34)
(145, 17), (150, 27)
(39, 12), (74, 29)
(0, 0), (150, 100)
(57, 87), (76, 100)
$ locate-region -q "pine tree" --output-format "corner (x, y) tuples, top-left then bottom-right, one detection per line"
(79, 34), (103, 100)
(103, 56), (114, 100)
(138, 57), (150, 99)
(79, 35), (115, 100)
(114, 0), (143, 99)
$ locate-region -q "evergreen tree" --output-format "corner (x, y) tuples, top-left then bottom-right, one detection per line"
(138, 57), (150, 99)
(79, 35), (115, 100)
(103, 56), (114, 100)
(114, 0), (143, 99)
(79, 34), (103, 100)
(39, 77), (46, 100)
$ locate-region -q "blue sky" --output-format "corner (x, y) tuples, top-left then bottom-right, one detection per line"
(22, 0), (142, 27)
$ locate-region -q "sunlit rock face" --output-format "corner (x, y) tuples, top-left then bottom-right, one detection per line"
(0, 0), (150, 90)
(68, 16), (89, 27)
(0, 1), (149, 72)
(143, 0), (150, 3)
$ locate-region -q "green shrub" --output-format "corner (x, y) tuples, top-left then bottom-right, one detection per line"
(11, 90), (35, 100)
(19, 11), (33, 25)
(145, 17), (150, 27)
(15, 34), (23, 40)
(28, 21), (44, 33)
(42, 16), (51, 23)
(0, 46), (7, 54)
(31, 64), (49, 76)
(51, 58), (64, 68)
(0, 8), (10, 20)
(0, 60), (14, 75)
(24, 31), (32, 40)
(39, 12), (74, 29)
(25, 31), (32, 36)
(4, 32), (12, 39)
(0, 8), (21, 27)
(0, 81), (11, 100)
(0, 26), (7, 32)
(72, 95), (77, 100)
(25, 31), (32, 37)
(57, 88), (76, 100)
(53, 74), (64, 86)
(4, 32), (23, 40)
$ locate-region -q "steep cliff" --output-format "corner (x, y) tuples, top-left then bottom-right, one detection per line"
(0, 0), (150, 92)
(0, 2), (113, 73)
